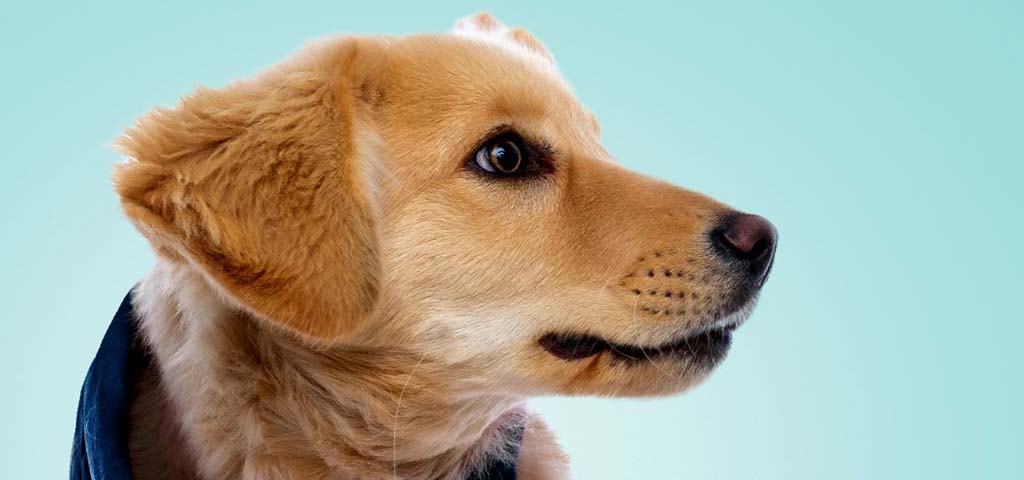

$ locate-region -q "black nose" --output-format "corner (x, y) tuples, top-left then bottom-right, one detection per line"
(712, 213), (778, 285)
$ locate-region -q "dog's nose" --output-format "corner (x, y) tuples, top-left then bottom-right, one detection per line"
(712, 213), (777, 285)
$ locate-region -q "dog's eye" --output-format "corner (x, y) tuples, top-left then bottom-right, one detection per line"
(474, 138), (524, 176)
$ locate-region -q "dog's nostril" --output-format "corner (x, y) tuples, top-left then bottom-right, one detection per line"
(711, 213), (778, 284)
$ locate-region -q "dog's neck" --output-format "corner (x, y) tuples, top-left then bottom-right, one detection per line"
(129, 260), (524, 480)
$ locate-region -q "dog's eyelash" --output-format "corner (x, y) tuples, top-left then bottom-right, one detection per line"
(534, 141), (556, 161)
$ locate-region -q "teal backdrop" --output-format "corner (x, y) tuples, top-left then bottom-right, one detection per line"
(2, 1), (1021, 478)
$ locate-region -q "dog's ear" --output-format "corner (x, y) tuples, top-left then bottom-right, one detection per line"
(453, 12), (555, 64)
(114, 38), (385, 343)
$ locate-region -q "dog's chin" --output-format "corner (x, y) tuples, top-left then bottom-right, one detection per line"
(537, 296), (757, 395)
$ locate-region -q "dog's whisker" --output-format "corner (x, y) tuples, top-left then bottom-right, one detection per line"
(392, 352), (428, 479)
(629, 295), (681, 381)
(594, 272), (645, 360)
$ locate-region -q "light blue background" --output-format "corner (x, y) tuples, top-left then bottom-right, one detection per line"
(2, 1), (1021, 478)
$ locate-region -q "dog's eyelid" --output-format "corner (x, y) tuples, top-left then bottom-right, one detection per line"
(475, 124), (553, 155)
(484, 123), (515, 138)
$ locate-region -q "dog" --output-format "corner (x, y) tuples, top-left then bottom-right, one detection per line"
(98, 12), (777, 480)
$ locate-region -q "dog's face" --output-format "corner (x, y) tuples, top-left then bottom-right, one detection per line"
(116, 14), (776, 401)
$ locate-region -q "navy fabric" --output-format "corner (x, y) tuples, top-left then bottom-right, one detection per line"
(70, 289), (521, 479)
(70, 290), (145, 480)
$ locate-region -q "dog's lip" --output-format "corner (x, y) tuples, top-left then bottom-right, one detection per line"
(537, 322), (737, 364)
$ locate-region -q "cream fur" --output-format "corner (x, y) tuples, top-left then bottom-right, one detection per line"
(130, 260), (547, 479)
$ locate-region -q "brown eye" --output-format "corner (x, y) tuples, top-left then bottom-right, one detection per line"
(475, 138), (522, 175)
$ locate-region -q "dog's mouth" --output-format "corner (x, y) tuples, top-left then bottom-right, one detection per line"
(537, 323), (737, 367)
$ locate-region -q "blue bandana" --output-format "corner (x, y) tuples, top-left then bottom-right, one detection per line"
(70, 290), (521, 479)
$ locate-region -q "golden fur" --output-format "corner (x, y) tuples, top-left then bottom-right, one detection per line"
(114, 13), (762, 479)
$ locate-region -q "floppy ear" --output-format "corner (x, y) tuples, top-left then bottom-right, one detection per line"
(453, 12), (555, 64)
(114, 38), (384, 343)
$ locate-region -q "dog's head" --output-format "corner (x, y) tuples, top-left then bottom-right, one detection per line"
(115, 13), (777, 398)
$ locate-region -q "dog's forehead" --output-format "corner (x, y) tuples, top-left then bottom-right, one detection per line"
(387, 35), (581, 117)
(377, 33), (600, 154)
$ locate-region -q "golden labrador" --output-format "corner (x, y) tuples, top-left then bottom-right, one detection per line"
(114, 12), (777, 480)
